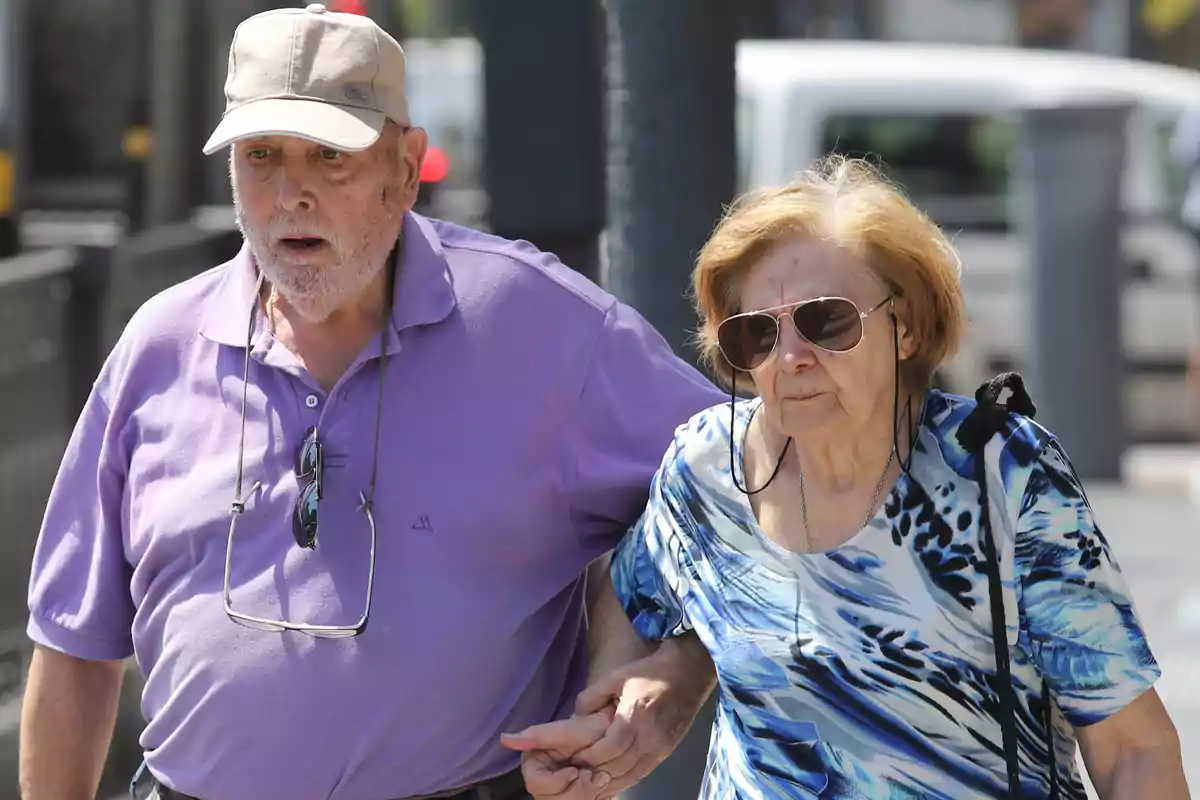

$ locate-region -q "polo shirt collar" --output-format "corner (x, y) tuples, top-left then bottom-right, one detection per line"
(199, 212), (457, 349)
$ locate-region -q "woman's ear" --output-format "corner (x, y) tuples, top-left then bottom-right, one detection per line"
(889, 299), (917, 362)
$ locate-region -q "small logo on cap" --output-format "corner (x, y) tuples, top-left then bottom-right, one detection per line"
(344, 84), (370, 103)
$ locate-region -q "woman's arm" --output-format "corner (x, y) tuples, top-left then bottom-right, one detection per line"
(1013, 438), (1189, 797)
(1076, 688), (1190, 799)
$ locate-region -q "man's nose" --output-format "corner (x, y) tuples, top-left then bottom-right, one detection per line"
(276, 166), (315, 213)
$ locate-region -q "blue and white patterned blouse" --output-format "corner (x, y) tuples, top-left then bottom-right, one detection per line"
(611, 390), (1160, 799)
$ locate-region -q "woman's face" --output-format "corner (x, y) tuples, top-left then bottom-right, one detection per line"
(732, 236), (910, 441)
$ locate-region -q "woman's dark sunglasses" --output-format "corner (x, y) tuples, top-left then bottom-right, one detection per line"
(294, 426), (323, 549)
(716, 296), (891, 372)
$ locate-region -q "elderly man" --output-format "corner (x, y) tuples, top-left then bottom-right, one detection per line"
(19, 6), (720, 799)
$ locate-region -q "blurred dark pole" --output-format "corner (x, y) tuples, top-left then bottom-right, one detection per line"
(1127, 0), (1161, 61)
(778, 0), (820, 38)
(471, 0), (605, 283)
(740, 0), (782, 38)
(68, 247), (111, 414)
(1020, 101), (1132, 480)
(201, 1), (244, 209)
(363, 0), (404, 38)
(122, 0), (152, 233)
(146, 0), (193, 226)
(604, 0), (736, 796)
(839, 0), (884, 39)
(604, 0), (737, 361)
(7, 0), (29, 254)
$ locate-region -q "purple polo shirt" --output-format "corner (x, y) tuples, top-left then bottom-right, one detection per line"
(26, 213), (723, 799)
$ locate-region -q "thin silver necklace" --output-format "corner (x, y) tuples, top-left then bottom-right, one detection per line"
(797, 446), (896, 553)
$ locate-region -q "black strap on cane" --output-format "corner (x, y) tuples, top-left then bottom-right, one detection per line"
(955, 372), (1059, 799)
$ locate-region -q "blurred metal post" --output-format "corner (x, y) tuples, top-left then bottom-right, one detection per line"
(604, 0), (737, 358)
(68, 246), (112, 414)
(1087, 0), (1131, 55)
(146, 0), (193, 226)
(1019, 101), (1133, 480)
(471, 0), (606, 283)
(8, 0), (30, 254)
(604, 0), (736, 797)
(202, 1), (243, 208)
(363, 0), (402, 37)
(122, 0), (153, 234)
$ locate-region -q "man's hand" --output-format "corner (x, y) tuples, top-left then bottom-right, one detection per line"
(501, 709), (615, 799)
(506, 638), (716, 799)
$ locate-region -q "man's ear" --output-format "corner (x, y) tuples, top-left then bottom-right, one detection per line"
(400, 127), (428, 196)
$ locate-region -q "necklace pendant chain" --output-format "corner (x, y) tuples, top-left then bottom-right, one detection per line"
(798, 447), (896, 554)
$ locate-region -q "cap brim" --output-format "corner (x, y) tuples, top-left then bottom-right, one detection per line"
(202, 97), (386, 155)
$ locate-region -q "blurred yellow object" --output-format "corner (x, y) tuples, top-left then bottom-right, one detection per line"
(123, 125), (152, 160)
(0, 150), (14, 216)
(1142, 0), (1197, 36)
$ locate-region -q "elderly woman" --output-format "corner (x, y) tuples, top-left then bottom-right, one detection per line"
(595, 157), (1189, 798)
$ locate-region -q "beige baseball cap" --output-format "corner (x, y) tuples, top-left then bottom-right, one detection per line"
(202, 3), (410, 155)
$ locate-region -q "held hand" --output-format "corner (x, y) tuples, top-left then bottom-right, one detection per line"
(500, 708), (616, 799)
(565, 643), (716, 798)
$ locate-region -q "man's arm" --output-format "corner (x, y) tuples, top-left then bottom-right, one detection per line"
(586, 559), (711, 695)
(586, 554), (653, 675)
(20, 646), (127, 799)
(22, 384), (136, 798)
(1077, 688), (1190, 799)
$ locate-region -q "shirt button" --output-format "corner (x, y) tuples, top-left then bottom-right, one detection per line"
(305, 394), (320, 409)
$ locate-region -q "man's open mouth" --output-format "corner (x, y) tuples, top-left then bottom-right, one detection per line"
(278, 236), (328, 252)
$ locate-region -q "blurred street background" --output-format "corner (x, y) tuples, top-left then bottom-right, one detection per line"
(0, 0), (1198, 797)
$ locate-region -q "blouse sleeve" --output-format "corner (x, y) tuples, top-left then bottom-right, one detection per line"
(1015, 438), (1161, 728)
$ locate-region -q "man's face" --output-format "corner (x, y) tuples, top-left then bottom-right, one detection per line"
(230, 125), (427, 322)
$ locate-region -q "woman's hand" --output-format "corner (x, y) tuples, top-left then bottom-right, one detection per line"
(502, 641), (714, 799)
(500, 708), (616, 799)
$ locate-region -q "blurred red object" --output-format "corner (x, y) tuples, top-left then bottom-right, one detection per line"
(330, 0), (368, 15)
(420, 146), (450, 184)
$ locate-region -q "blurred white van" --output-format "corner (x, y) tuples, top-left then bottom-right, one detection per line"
(736, 40), (1200, 441)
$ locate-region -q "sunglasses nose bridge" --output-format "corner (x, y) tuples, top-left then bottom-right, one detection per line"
(777, 310), (820, 363)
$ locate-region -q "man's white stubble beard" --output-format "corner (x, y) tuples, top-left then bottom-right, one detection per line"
(233, 196), (397, 324)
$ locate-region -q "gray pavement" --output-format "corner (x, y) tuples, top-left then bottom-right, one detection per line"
(1082, 484), (1200, 794)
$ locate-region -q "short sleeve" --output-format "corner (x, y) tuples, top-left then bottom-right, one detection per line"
(26, 382), (135, 661)
(566, 300), (723, 555)
(609, 435), (696, 641)
(1015, 438), (1160, 728)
